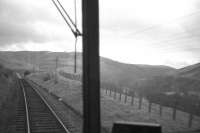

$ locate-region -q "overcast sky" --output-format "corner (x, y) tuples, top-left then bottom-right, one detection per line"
(0, 0), (200, 68)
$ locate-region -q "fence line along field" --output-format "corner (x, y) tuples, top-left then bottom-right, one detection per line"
(60, 70), (200, 129)
(28, 71), (200, 133)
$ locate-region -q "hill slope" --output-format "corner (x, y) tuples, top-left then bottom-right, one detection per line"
(100, 57), (175, 87)
(0, 51), (175, 87)
(139, 62), (200, 95)
(175, 63), (200, 80)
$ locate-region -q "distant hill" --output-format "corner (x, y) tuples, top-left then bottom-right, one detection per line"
(100, 57), (175, 87)
(0, 51), (175, 88)
(2, 51), (199, 96)
(175, 63), (200, 80)
(0, 51), (81, 71)
(139, 63), (200, 95)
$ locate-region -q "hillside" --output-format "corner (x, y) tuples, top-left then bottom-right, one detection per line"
(0, 51), (82, 71)
(0, 64), (17, 132)
(29, 72), (200, 133)
(0, 51), (175, 88)
(138, 62), (200, 95)
(175, 63), (200, 80)
(100, 57), (175, 87)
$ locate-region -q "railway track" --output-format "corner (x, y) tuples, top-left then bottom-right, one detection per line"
(15, 78), (70, 133)
(15, 78), (27, 133)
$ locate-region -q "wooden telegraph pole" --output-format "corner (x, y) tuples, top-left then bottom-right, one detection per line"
(55, 56), (58, 83)
(82, 0), (100, 133)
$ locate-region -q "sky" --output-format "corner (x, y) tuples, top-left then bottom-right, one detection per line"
(0, 0), (200, 68)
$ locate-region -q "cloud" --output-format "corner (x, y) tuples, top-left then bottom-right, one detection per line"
(0, 0), (75, 47)
(1, 0), (200, 68)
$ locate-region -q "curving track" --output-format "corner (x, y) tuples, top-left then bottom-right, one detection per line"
(15, 78), (70, 133)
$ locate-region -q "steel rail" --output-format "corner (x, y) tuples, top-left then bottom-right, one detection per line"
(24, 79), (70, 133)
(19, 79), (31, 133)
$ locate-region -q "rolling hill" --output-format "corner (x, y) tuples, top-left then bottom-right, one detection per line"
(100, 57), (175, 87)
(139, 62), (200, 95)
(175, 63), (200, 80)
(0, 51), (175, 88)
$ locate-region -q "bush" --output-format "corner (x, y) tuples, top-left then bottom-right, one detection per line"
(24, 70), (31, 76)
(43, 74), (51, 81)
(0, 64), (3, 69)
(0, 67), (17, 133)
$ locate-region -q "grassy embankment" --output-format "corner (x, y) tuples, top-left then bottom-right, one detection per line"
(29, 72), (200, 133)
(0, 64), (18, 133)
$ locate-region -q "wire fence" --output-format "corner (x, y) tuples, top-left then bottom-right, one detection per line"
(59, 71), (200, 129)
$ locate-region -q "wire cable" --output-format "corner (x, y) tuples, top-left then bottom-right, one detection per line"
(56, 0), (76, 29)
(74, 0), (78, 73)
(51, 0), (82, 73)
(74, 37), (77, 73)
(51, 0), (76, 36)
(128, 10), (200, 37)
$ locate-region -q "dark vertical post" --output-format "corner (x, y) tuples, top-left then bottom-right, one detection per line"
(82, 0), (100, 133)
(188, 113), (193, 128)
(109, 89), (112, 96)
(138, 95), (142, 109)
(159, 104), (162, 116)
(124, 92), (128, 104)
(131, 92), (134, 106)
(74, 38), (77, 73)
(114, 88), (117, 99)
(131, 95), (134, 106)
(172, 107), (176, 120)
(55, 56), (58, 83)
(119, 92), (122, 101)
(148, 102), (152, 113)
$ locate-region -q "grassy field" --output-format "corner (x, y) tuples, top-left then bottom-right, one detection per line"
(102, 90), (200, 131)
(29, 72), (200, 133)
(0, 65), (18, 133)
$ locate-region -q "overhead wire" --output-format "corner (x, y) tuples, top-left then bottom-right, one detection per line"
(55, 0), (81, 35)
(128, 9), (200, 37)
(125, 10), (200, 54)
(51, 0), (82, 37)
(50, 0), (200, 68)
(51, 0), (76, 36)
(74, 37), (78, 73)
(51, 0), (81, 73)
(74, 0), (78, 73)
(56, 0), (76, 27)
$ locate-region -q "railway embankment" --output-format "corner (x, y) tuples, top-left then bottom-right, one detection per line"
(0, 65), (18, 133)
(28, 72), (200, 133)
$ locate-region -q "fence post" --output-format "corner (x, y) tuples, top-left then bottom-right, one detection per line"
(124, 92), (127, 104)
(119, 92), (122, 101)
(131, 94), (134, 106)
(109, 89), (112, 96)
(114, 88), (117, 99)
(188, 113), (193, 128)
(148, 101), (152, 113)
(138, 96), (142, 110)
(172, 107), (176, 120)
(159, 104), (162, 116)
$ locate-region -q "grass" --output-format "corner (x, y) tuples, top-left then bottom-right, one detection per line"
(0, 65), (18, 133)
(29, 72), (200, 133)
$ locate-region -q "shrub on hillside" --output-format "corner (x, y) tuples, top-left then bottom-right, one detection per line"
(43, 73), (51, 81)
(0, 67), (17, 133)
(0, 64), (3, 69)
(24, 70), (31, 76)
